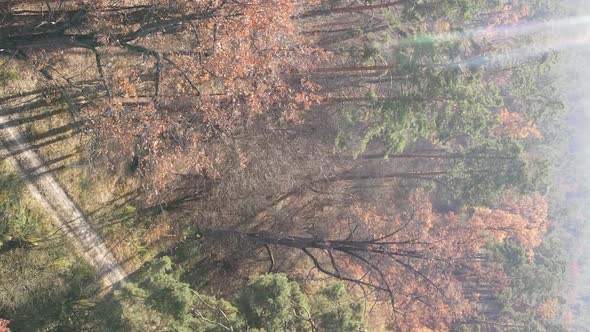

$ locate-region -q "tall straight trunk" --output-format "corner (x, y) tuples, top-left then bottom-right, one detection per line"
(321, 96), (420, 105)
(319, 24), (391, 46)
(303, 26), (356, 35)
(459, 319), (525, 329)
(201, 229), (331, 249)
(310, 65), (395, 74)
(201, 229), (425, 255)
(1, 9), (216, 52)
(116, 10), (216, 43)
(0, 9), (85, 33)
(269, 169), (448, 206)
(299, 0), (407, 18)
(357, 152), (517, 160)
(0, 32), (99, 51)
(324, 170), (447, 183)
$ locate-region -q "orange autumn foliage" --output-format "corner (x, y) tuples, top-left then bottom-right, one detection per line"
(83, 0), (328, 195)
(536, 298), (559, 321)
(470, 192), (549, 253)
(337, 191), (487, 330)
(330, 189), (549, 330)
(496, 108), (542, 139)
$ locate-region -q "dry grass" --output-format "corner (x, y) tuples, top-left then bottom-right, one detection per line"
(0, 52), (181, 273)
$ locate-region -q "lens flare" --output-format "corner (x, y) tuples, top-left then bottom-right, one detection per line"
(399, 16), (590, 69)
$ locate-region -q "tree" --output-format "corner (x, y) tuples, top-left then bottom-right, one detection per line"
(333, 39), (502, 156)
(112, 258), (364, 331)
(300, 0), (502, 23)
(200, 187), (553, 330)
(313, 137), (543, 208)
(1, 0), (570, 330)
(496, 108), (542, 139)
(1, 0), (325, 194)
(469, 192), (550, 254)
(464, 235), (568, 331)
(236, 274), (313, 331)
(114, 257), (198, 331)
(311, 282), (366, 332)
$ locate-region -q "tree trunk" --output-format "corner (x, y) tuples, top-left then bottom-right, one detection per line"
(299, 0), (407, 18)
(0, 32), (99, 51)
(357, 152), (517, 160)
(311, 65), (395, 74)
(324, 170), (447, 183)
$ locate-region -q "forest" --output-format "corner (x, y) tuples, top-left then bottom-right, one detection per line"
(0, 0), (587, 331)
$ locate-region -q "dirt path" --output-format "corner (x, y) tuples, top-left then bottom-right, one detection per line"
(0, 113), (125, 288)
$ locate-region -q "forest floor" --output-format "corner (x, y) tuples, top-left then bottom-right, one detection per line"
(0, 106), (126, 288)
(0, 55), (182, 289)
